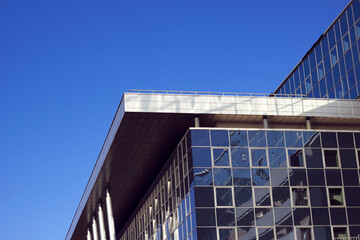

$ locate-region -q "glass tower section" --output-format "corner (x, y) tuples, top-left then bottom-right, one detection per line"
(119, 128), (360, 240)
(274, 0), (360, 99)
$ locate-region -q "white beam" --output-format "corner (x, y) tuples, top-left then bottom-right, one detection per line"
(98, 204), (107, 240)
(106, 189), (116, 240)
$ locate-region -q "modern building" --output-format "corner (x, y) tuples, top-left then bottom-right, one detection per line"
(66, 1), (360, 240)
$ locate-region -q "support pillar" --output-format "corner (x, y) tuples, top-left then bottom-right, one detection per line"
(263, 116), (268, 129)
(194, 117), (200, 128)
(306, 117), (311, 130)
(92, 217), (99, 240)
(98, 204), (107, 240)
(87, 228), (92, 240)
(106, 189), (116, 240)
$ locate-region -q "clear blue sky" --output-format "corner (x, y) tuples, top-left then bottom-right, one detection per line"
(0, 0), (350, 239)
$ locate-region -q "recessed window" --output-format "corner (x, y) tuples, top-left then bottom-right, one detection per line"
(333, 227), (348, 238)
(292, 188), (308, 206)
(288, 149), (304, 167)
(324, 150), (339, 167)
(328, 188), (344, 206)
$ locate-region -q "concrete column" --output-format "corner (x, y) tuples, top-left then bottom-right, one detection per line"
(92, 217), (99, 240)
(98, 204), (107, 240)
(194, 117), (200, 128)
(263, 116), (268, 129)
(87, 228), (92, 240)
(106, 189), (116, 240)
(306, 117), (311, 130)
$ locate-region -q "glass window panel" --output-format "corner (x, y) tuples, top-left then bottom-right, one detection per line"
(315, 44), (323, 64)
(235, 208), (255, 226)
(248, 131), (266, 147)
(328, 26), (336, 48)
(196, 228), (216, 240)
(356, 133), (360, 148)
(212, 148), (229, 167)
(194, 187), (214, 207)
(347, 69), (356, 90)
(267, 131), (285, 147)
(216, 208), (235, 226)
(231, 148), (249, 167)
(321, 132), (337, 147)
(338, 132), (354, 148)
(347, 207), (360, 224)
(329, 188), (344, 206)
(285, 131), (303, 148)
(255, 208), (274, 226)
(326, 72), (334, 91)
(305, 77), (312, 93)
(210, 130), (229, 147)
(318, 62), (325, 80)
(331, 47), (338, 66)
(232, 169), (251, 186)
(345, 187), (360, 206)
(335, 80), (343, 98)
(325, 169), (342, 186)
(274, 208), (293, 226)
(330, 208), (347, 225)
(297, 227), (313, 240)
(214, 168), (232, 186)
(229, 130), (248, 147)
(292, 188), (308, 206)
(293, 208), (311, 226)
(271, 169), (289, 186)
(288, 149), (304, 167)
(269, 148), (287, 168)
(347, 5), (354, 27)
(195, 209), (216, 226)
(307, 169), (325, 186)
(342, 169), (359, 186)
(251, 149), (268, 167)
(191, 147), (212, 167)
(218, 228), (236, 240)
(340, 149), (357, 168)
(340, 13), (349, 36)
(340, 57), (346, 78)
(309, 50), (316, 71)
(319, 78), (327, 97)
(272, 187), (291, 207)
(313, 226), (331, 240)
(321, 35), (329, 56)
(350, 25), (357, 44)
(276, 227), (294, 240)
(193, 168), (213, 186)
(309, 187), (328, 207)
(305, 148), (323, 168)
(303, 132), (321, 148)
(254, 188), (271, 206)
(258, 228), (274, 240)
(356, 21), (360, 39)
(324, 54), (331, 74)
(237, 227), (256, 240)
(234, 187), (253, 207)
(333, 227), (348, 238)
(324, 150), (339, 167)
(289, 169), (307, 186)
(345, 49), (354, 72)
(252, 169), (270, 186)
(303, 57), (310, 76)
(190, 130), (210, 147)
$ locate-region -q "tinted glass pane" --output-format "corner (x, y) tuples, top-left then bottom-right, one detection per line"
(276, 227), (294, 240)
(293, 208), (311, 225)
(355, 133), (360, 148)
(285, 132), (303, 147)
(292, 188), (308, 206)
(269, 148), (287, 168)
(252, 168), (270, 186)
(237, 227), (256, 240)
(251, 149), (267, 167)
(196, 209), (216, 226)
(310, 187), (328, 206)
(232, 169), (251, 186)
(329, 188), (344, 206)
(340, 149), (357, 168)
(258, 228), (274, 240)
(213, 148), (229, 166)
(254, 188), (271, 206)
(307, 169), (325, 186)
(324, 150), (339, 167)
(216, 188), (233, 206)
(211, 130), (229, 147)
(272, 187), (290, 207)
(288, 149), (304, 167)
(274, 208), (293, 226)
(191, 147), (212, 167)
(313, 226), (331, 240)
(197, 228), (217, 240)
(330, 208), (347, 225)
(267, 131), (285, 147)
(342, 169), (359, 186)
(289, 169), (307, 186)
(271, 169), (289, 186)
(216, 208), (235, 226)
(190, 130), (210, 146)
(248, 131), (266, 147)
(255, 208), (274, 226)
(229, 130), (248, 147)
(321, 132), (337, 148)
(214, 168), (232, 186)
(234, 187), (253, 207)
(325, 169), (342, 186)
(235, 208), (255, 226)
(305, 149), (323, 168)
(194, 187), (214, 207)
(347, 208), (360, 224)
(218, 228), (236, 240)
(193, 168), (213, 186)
(345, 187), (360, 206)
(231, 148), (249, 167)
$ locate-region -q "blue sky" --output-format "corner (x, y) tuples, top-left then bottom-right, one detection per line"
(0, 0), (350, 239)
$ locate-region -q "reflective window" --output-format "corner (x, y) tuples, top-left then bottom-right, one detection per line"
(230, 130), (248, 147)
(293, 208), (311, 225)
(276, 227), (294, 240)
(342, 169), (359, 186)
(296, 227), (312, 240)
(193, 168), (213, 186)
(212, 148), (230, 167)
(272, 187), (291, 207)
(214, 168), (232, 186)
(288, 149), (304, 167)
(248, 131), (266, 147)
(237, 227), (256, 240)
(274, 208), (293, 226)
(190, 130), (210, 146)
(289, 169), (307, 186)
(330, 208), (347, 225)
(267, 131), (285, 147)
(254, 188), (271, 206)
(292, 188), (308, 206)
(340, 149), (357, 168)
(195, 209), (216, 226)
(309, 187), (328, 207)
(235, 208), (254, 226)
(252, 169), (270, 186)
(271, 169), (289, 186)
(232, 169), (251, 186)
(333, 227), (348, 238)
(211, 130), (229, 147)
(325, 169), (342, 186)
(285, 132), (303, 148)
(191, 147), (212, 167)
(324, 149), (339, 167)
(329, 188), (344, 206)
(231, 148), (249, 167)
(331, 47), (338, 66)
(305, 149), (323, 168)
(356, 21), (360, 39)
(255, 208), (274, 226)
(307, 169), (325, 186)
(258, 228), (274, 240)
(321, 132), (337, 148)
(303, 132), (321, 148)
(216, 208), (235, 226)
(343, 34), (350, 52)
(218, 228), (236, 240)
(251, 149), (267, 167)
(234, 187), (253, 207)
(194, 187), (214, 207)
(269, 148), (287, 168)
(196, 228), (217, 240)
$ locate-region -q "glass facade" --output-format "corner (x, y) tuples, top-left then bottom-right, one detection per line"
(274, 0), (360, 99)
(119, 129), (360, 240)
